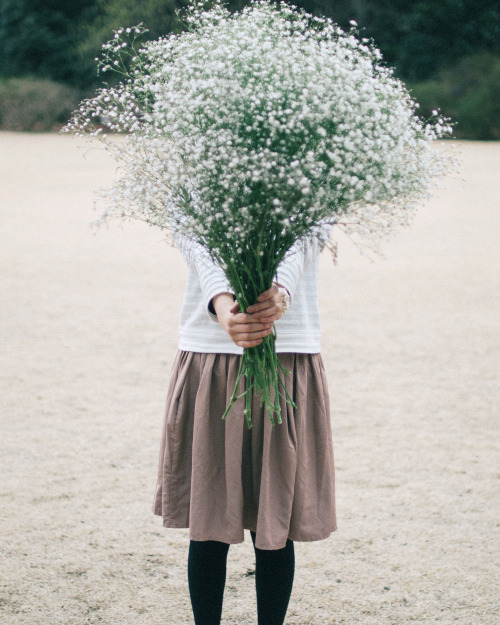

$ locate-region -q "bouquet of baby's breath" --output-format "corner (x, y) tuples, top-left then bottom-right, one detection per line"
(66, 0), (452, 427)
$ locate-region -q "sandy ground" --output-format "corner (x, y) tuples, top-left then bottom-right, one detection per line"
(0, 133), (499, 625)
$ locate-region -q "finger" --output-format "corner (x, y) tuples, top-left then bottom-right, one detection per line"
(231, 323), (274, 338)
(247, 294), (282, 315)
(230, 312), (272, 325)
(256, 284), (279, 302)
(253, 298), (283, 318)
(232, 327), (274, 346)
(255, 309), (282, 322)
(246, 298), (277, 313)
(229, 321), (274, 334)
(235, 338), (265, 348)
(229, 301), (240, 314)
(233, 331), (273, 343)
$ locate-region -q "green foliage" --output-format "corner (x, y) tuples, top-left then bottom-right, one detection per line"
(0, 77), (81, 131)
(1, 0), (500, 137)
(87, 0), (188, 37)
(410, 53), (500, 139)
(391, 0), (500, 81)
(273, 1), (500, 81)
(0, 0), (98, 87)
(78, 0), (185, 64)
(298, 0), (499, 81)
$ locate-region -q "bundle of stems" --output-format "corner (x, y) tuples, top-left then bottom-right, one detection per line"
(66, 0), (453, 426)
(220, 246), (295, 427)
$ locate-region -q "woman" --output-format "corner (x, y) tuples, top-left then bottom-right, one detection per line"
(153, 227), (336, 625)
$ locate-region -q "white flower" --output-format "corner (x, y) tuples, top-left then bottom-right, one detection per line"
(68, 0), (453, 264)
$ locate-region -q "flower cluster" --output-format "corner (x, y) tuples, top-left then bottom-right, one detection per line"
(66, 0), (453, 425)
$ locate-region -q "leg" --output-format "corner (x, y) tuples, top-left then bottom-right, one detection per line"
(188, 539), (230, 625)
(251, 532), (295, 625)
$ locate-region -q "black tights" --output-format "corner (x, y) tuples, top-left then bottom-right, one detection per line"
(188, 532), (295, 625)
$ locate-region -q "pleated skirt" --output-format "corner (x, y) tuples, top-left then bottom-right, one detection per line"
(152, 350), (336, 550)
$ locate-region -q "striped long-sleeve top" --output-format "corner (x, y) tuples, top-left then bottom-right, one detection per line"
(175, 225), (332, 354)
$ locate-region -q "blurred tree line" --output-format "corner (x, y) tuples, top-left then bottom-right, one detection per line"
(0, 0), (499, 137)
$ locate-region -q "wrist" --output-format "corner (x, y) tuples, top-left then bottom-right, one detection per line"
(211, 292), (235, 318)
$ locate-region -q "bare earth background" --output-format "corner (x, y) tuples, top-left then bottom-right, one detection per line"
(0, 134), (499, 625)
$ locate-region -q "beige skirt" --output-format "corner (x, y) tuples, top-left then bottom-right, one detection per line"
(153, 350), (336, 550)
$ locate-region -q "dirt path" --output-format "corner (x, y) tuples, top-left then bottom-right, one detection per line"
(0, 133), (498, 624)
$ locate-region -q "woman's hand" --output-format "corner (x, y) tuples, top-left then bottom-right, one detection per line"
(212, 293), (274, 348)
(246, 283), (288, 322)
(211, 284), (289, 348)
